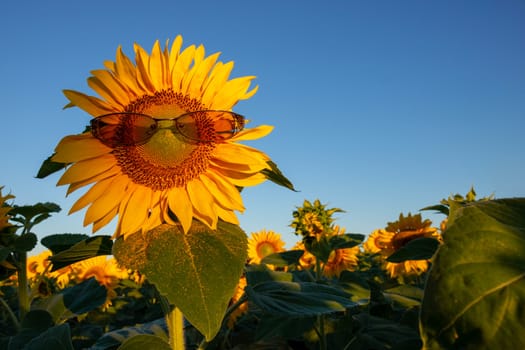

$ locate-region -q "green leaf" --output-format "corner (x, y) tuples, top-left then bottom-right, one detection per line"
(117, 334), (171, 350)
(386, 237), (440, 262)
(7, 310), (54, 350)
(329, 233), (365, 250)
(41, 233), (90, 254)
(260, 249), (304, 267)
(24, 324), (74, 350)
(62, 278), (107, 314)
(48, 236), (113, 271)
(383, 285), (423, 308)
(420, 204), (449, 216)
(114, 221), (248, 341)
(92, 318), (168, 350)
(420, 198), (525, 350)
(260, 160), (296, 191)
(13, 233), (38, 252)
(36, 154), (68, 179)
(9, 202), (61, 222)
(245, 280), (357, 316)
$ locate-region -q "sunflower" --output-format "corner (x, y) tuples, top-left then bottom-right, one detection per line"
(71, 255), (128, 307)
(227, 275), (248, 328)
(294, 226), (359, 278)
(364, 213), (440, 278)
(247, 230), (286, 264)
(52, 36), (274, 238)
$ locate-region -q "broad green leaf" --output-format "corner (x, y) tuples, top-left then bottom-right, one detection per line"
(91, 318), (168, 350)
(9, 202), (61, 221)
(245, 267), (294, 286)
(260, 249), (304, 267)
(36, 154), (68, 179)
(386, 237), (440, 262)
(384, 285), (424, 308)
(117, 334), (171, 350)
(24, 324), (74, 350)
(420, 198), (525, 350)
(114, 220), (247, 341)
(260, 160), (296, 191)
(329, 233), (365, 250)
(41, 233), (90, 254)
(13, 233), (38, 252)
(7, 310), (54, 350)
(36, 278), (107, 322)
(245, 280), (357, 316)
(48, 235), (113, 271)
(255, 314), (316, 342)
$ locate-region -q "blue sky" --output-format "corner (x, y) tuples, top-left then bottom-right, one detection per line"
(1, 1), (524, 249)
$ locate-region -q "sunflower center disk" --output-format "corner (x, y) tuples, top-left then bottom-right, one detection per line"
(114, 92), (216, 191)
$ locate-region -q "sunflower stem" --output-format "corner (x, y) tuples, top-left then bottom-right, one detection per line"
(17, 251), (30, 320)
(315, 258), (327, 350)
(167, 307), (185, 350)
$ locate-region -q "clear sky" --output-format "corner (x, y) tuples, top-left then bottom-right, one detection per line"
(1, 0), (524, 249)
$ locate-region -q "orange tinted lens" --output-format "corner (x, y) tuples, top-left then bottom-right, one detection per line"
(91, 113), (156, 147)
(210, 111), (245, 140)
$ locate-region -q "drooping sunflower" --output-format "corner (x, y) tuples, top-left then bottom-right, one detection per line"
(364, 213), (440, 278)
(52, 36), (274, 238)
(247, 230), (286, 264)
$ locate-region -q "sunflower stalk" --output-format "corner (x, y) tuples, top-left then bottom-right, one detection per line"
(315, 258), (327, 350)
(167, 307), (185, 350)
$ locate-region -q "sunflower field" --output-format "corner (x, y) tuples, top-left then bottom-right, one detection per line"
(2, 187), (525, 350)
(1, 36), (525, 350)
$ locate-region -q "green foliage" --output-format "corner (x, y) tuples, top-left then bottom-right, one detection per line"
(48, 236), (113, 271)
(386, 237), (440, 262)
(114, 220), (248, 341)
(35, 154), (68, 179)
(260, 160), (296, 191)
(420, 198), (525, 350)
(117, 334), (171, 350)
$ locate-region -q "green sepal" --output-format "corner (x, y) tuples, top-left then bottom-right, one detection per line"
(261, 161), (296, 191)
(35, 154), (68, 179)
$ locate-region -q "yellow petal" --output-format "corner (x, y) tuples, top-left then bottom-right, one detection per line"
(230, 125), (274, 142)
(119, 185), (151, 235)
(210, 77), (257, 109)
(57, 155), (116, 186)
(168, 36), (184, 73)
(148, 40), (166, 90)
(133, 43), (155, 93)
(70, 176), (114, 214)
(167, 186), (193, 233)
(171, 45), (196, 89)
(92, 206), (118, 233)
(88, 69), (131, 107)
(213, 143), (269, 171)
(63, 90), (115, 116)
(66, 165), (120, 195)
(211, 166), (268, 187)
(215, 203), (239, 225)
(187, 178), (217, 229)
(201, 172), (244, 211)
(83, 177), (129, 224)
(201, 61), (234, 106)
(115, 46), (145, 95)
(53, 134), (112, 163)
(187, 52), (221, 97)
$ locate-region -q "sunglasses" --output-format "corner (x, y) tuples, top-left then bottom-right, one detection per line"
(90, 110), (245, 147)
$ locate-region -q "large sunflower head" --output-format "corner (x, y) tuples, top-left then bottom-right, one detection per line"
(52, 36), (275, 238)
(247, 230), (286, 264)
(364, 213), (440, 278)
